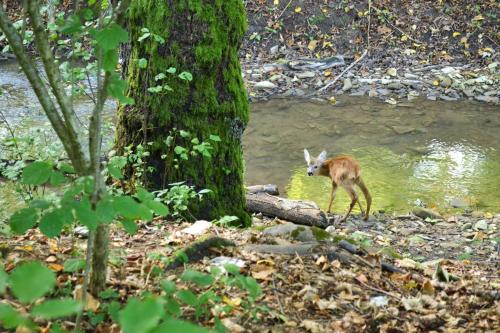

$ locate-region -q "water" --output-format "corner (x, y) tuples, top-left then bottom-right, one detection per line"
(243, 97), (500, 214)
(1, 59), (499, 218)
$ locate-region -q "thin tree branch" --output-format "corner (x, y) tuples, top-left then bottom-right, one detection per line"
(318, 50), (368, 92)
(25, 0), (87, 170)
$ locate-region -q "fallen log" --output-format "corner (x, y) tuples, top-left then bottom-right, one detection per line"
(246, 193), (329, 228)
(246, 184), (279, 195)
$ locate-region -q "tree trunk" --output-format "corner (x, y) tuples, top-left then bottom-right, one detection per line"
(116, 0), (250, 225)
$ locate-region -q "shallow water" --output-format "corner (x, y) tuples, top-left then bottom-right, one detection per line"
(243, 97), (500, 214)
(1, 59), (499, 218)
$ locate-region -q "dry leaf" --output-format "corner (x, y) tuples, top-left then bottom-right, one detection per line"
(308, 40), (318, 51)
(221, 318), (245, 333)
(301, 319), (323, 333)
(45, 255), (57, 263)
(421, 279), (435, 295)
(377, 25), (392, 34)
(294, 7), (302, 13)
(74, 285), (100, 312)
(48, 263), (63, 272)
(251, 263), (276, 280)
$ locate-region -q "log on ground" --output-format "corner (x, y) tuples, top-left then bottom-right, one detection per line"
(246, 193), (329, 228)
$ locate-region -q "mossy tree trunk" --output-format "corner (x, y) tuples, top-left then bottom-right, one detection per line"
(116, 0), (250, 225)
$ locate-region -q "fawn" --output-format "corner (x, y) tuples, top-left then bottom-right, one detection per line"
(303, 149), (371, 222)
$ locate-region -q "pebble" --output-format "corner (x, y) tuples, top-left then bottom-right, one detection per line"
(296, 71), (315, 79)
(473, 220), (488, 231)
(254, 80), (277, 89)
(342, 78), (352, 91)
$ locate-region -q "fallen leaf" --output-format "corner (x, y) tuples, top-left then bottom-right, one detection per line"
(421, 279), (435, 295)
(294, 7), (302, 13)
(45, 255), (57, 263)
(74, 285), (100, 312)
(377, 25), (392, 34)
(221, 318), (245, 333)
(301, 319), (323, 333)
(48, 263), (64, 272)
(452, 32), (461, 37)
(251, 263), (276, 280)
(223, 295), (242, 307)
(308, 40), (318, 51)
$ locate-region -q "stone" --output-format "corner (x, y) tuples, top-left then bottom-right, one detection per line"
(377, 88), (391, 96)
(368, 89), (378, 97)
(413, 208), (442, 220)
(270, 45), (279, 55)
(450, 198), (468, 208)
(475, 95), (499, 103)
(387, 82), (404, 90)
(440, 77), (452, 88)
(254, 80), (277, 89)
(74, 226), (89, 238)
(463, 89), (475, 97)
(296, 71), (316, 79)
(439, 94), (458, 101)
(404, 73), (419, 80)
(282, 88), (305, 97)
(390, 125), (415, 134)
(342, 78), (352, 91)
(181, 220), (212, 235)
(473, 220), (488, 231)
(387, 68), (398, 77)
(269, 74), (282, 82)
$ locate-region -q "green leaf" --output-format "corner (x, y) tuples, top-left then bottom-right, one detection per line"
(175, 290), (198, 306)
(0, 267), (7, 294)
(147, 85), (163, 93)
(154, 73), (166, 81)
(103, 49), (118, 72)
(161, 280), (177, 294)
(138, 32), (151, 42)
(118, 298), (163, 333)
(144, 200), (169, 216)
(32, 299), (82, 319)
(243, 276), (262, 299)
(0, 303), (30, 329)
(10, 208), (38, 234)
(96, 198), (116, 223)
(49, 171), (66, 186)
(29, 199), (51, 210)
(174, 146), (187, 155)
(135, 187), (154, 202)
(113, 196), (153, 221)
(223, 263), (241, 275)
(179, 130), (190, 138)
(138, 58), (148, 69)
(60, 15), (82, 34)
(108, 74), (135, 105)
(9, 262), (55, 303)
(209, 134), (221, 142)
(181, 270), (214, 287)
(121, 219), (138, 235)
(166, 67), (177, 74)
(93, 23), (128, 51)
(22, 161), (51, 185)
(73, 198), (98, 230)
(39, 208), (72, 238)
(107, 164), (123, 180)
(178, 71), (193, 81)
(58, 163), (75, 174)
(151, 318), (211, 333)
(63, 259), (86, 273)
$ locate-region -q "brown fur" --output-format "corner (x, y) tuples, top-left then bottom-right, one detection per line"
(309, 154), (371, 222)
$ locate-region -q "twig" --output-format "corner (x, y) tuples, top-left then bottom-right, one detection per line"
(367, 0), (371, 50)
(74, 231), (95, 331)
(371, 5), (424, 44)
(318, 50), (368, 92)
(355, 277), (401, 301)
(275, 0), (293, 21)
(272, 277), (285, 315)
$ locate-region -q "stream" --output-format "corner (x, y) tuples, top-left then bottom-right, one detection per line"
(1, 60), (499, 221)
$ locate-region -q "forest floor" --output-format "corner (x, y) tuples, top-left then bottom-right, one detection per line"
(240, 0), (499, 103)
(2, 210), (498, 332)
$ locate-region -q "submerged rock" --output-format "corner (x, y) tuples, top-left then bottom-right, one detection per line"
(413, 208), (442, 220)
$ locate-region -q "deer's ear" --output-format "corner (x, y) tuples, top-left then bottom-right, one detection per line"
(304, 149), (311, 163)
(318, 150), (327, 162)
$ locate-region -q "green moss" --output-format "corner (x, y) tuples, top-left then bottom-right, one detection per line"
(290, 227), (306, 239)
(311, 227), (331, 241)
(116, 0), (250, 226)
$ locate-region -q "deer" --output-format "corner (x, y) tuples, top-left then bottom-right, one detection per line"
(303, 149), (371, 222)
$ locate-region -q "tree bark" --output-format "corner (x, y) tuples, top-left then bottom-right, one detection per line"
(116, 0), (250, 225)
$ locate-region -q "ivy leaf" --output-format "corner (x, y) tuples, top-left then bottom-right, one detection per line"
(209, 134), (221, 142)
(144, 200), (169, 216)
(96, 197), (116, 223)
(63, 259), (86, 273)
(138, 58), (148, 69)
(9, 262), (55, 303)
(0, 267), (7, 294)
(93, 23), (128, 51)
(181, 270), (214, 287)
(31, 299), (82, 319)
(166, 67), (177, 74)
(10, 208), (38, 234)
(118, 298), (163, 333)
(154, 73), (166, 81)
(22, 161), (52, 185)
(175, 290), (198, 306)
(178, 71), (193, 81)
(73, 198), (98, 230)
(108, 74), (135, 105)
(103, 49), (118, 72)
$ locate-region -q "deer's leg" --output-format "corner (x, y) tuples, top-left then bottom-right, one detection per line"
(357, 199), (365, 216)
(327, 182), (338, 214)
(339, 185), (358, 222)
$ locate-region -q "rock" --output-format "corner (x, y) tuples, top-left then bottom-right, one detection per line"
(269, 74), (282, 82)
(368, 89), (378, 97)
(441, 67), (458, 75)
(342, 78), (352, 91)
(262, 222), (301, 236)
(181, 220), (212, 235)
(296, 71), (315, 79)
(387, 82), (404, 90)
(270, 45), (279, 55)
(439, 94), (458, 101)
(473, 220), (488, 231)
(440, 77), (452, 88)
(370, 296), (389, 307)
(313, 79), (323, 88)
(463, 89), (475, 97)
(250, 73), (262, 80)
(282, 88), (305, 97)
(460, 222), (472, 230)
(377, 88), (391, 96)
(450, 198), (468, 209)
(475, 95), (499, 103)
(407, 90), (419, 101)
(74, 226), (89, 238)
(404, 73), (419, 80)
(413, 208), (442, 220)
(325, 225), (335, 233)
(387, 68), (398, 77)
(254, 80), (277, 89)
(390, 125), (415, 134)
(427, 93), (437, 101)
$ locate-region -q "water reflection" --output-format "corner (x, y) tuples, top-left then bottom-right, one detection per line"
(244, 97), (500, 213)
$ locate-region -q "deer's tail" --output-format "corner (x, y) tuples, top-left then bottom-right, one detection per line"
(356, 177), (371, 221)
